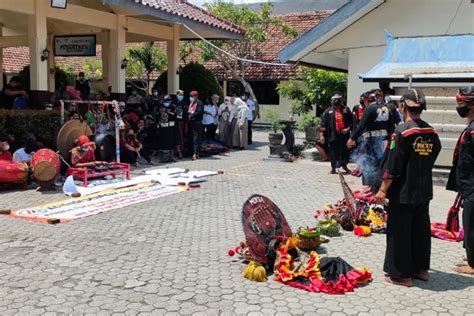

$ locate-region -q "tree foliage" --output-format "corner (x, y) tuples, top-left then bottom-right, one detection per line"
(155, 62), (223, 100)
(82, 58), (102, 80)
(126, 42), (167, 93)
(277, 68), (347, 116)
(192, 1), (298, 117)
(18, 65), (76, 90)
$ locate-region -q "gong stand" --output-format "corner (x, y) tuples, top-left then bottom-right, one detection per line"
(60, 100), (123, 162)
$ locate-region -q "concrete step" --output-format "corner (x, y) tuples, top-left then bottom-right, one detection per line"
(423, 109), (465, 125)
(432, 123), (465, 139)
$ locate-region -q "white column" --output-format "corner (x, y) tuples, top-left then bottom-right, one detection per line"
(109, 15), (126, 94)
(47, 33), (55, 92)
(101, 31), (110, 94)
(0, 26), (3, 89)
(167, 24), (180, 94)
(28, 0), (48, 91)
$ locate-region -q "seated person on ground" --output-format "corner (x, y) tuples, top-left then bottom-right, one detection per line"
(13, 134), (37, 164)
(121, 129), (152, 166)
(69, 135), (104, 168)
(0, 132), (12, 161)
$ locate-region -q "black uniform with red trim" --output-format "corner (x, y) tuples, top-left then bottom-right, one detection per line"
(352, 103), (366, 132)
(320, 105), (353, 169)
(378, 119), (441, 279)
(447, 120), (474, 267)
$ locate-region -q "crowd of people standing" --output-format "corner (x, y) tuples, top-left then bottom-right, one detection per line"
(319, 85), (474, 285)
(117, 88), (256, 165)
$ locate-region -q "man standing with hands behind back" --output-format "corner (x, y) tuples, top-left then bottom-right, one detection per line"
(374, 89), (441, 287)
(447, 86), (474, 275)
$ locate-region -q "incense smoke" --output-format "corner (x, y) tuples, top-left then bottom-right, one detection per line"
(352, 136), (388, 187)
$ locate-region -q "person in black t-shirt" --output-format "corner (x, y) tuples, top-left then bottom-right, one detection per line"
(348, 89), (395, 187)
(447, 86), (474, 275)
(374, 89), (441, 287)
(1, 77), (26, 110)
(320, 92), (353, 174)
(75, 72), (91, 100)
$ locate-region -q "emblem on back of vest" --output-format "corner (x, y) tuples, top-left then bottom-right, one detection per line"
(412, 137), (433, 156)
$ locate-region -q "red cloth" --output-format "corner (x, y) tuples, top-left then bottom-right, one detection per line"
(0, 150), (12, 161)
(357, 105), (365, 120)
(335, 108), (345, 132)
(128, 112), (139, 123)
(188, 102), (197, 114)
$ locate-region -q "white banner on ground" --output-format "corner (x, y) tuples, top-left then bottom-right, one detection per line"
(14, 183), (181, 222)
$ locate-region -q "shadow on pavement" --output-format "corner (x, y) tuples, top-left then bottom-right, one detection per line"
(415, 269), (474, 291)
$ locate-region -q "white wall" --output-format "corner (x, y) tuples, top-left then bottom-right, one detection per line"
(346, 45), (384, 105)
(310, 0), (473, 103)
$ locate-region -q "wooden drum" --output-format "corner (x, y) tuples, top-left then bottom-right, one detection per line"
(31, 149), (60, 184)
(0, 160), (28, 184)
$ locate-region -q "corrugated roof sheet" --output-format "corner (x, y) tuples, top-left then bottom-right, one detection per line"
(359, 32), (474, 82)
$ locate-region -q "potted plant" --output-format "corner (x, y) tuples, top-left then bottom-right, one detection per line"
(264, 108), (284, 145)
(298, 113), (321, 143)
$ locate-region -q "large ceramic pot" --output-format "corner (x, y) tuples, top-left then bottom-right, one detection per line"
(304, 126), (320, 143)
(268, 132), (284, 145)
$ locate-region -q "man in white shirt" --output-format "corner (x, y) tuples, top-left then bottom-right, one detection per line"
(243, 92), (255, 145)
(13, 134), (36, 163)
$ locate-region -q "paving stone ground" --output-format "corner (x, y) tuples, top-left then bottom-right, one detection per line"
(1, 131), (473, 315)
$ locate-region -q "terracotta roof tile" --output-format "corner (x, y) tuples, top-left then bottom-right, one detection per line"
(2, 11), (330, 82)
(135, 0), (244, 35)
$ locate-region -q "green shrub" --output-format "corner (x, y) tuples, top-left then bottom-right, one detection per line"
(155, 62), (223, 100)
(18, 65), (76, 90)
(297, 114), (321, 132)
(0, 110), (61, 149)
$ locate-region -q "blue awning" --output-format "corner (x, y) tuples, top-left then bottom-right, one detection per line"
(359, 32), (474, 82)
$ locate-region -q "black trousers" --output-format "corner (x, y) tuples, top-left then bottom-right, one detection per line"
(203, 124), (217, 141)
(190, 121), (202, 156)
(248, 120), (253, 144)
(463, 198), (474, 267)
(328, 134), (350, 169)
(384, 199), (431, 278)
(121, 148), (151, 164)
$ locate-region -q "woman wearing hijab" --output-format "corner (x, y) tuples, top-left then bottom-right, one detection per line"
(218, 96), (233, 146)
(232, 98), (249, 149)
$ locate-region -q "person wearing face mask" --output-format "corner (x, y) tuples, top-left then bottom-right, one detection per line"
(175, 90), (187, 159)
(347, 89), (395, 187)
(242, 92), (255, 145)
(69, 135), (105, 168)
(0, 132), (12, 161)
(218, 96), (233, 147)
(187, 91), (204, 160)
(373, 89), (441, 287)
(320, 92), (353, 174)
(447, 86), (474, 275)
(231, 98), (249, 150)
(145, 88), (162, 115)
(75, 72), (91, 100)
(156, 95), (177, 162)
(127, 89), (144, 107)
(203, 95), (219, 141)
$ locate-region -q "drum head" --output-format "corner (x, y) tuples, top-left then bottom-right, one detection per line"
(57, 120), (93, 160)
(33, 161), (57, 182)
(241, 194), (292, 265)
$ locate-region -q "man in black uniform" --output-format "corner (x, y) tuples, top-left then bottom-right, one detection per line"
(348, 89), (395, 187)
(447, 86), (474, 275)
(320, 92), (353, 174)
(374, 89), (441, 287)
(75, 72), (91, 100)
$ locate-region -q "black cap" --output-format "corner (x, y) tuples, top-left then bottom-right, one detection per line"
(459, 86), (474, 96)
(401, 89), (425, 108)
